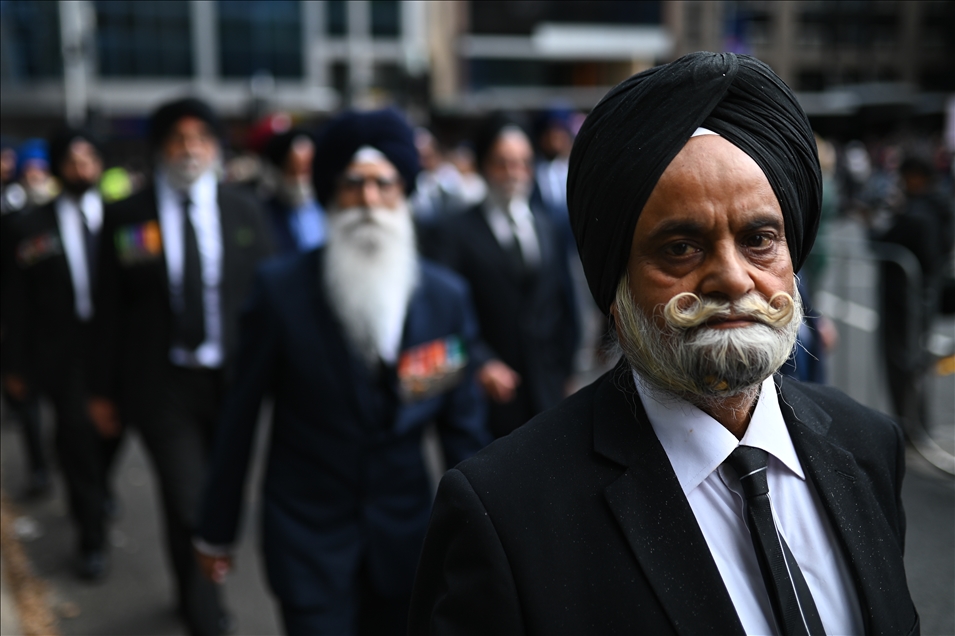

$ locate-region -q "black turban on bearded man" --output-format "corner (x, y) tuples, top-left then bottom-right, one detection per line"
(567, 51), (822, 314)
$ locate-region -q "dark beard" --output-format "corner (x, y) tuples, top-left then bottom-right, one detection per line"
(61, 178), (95, 197)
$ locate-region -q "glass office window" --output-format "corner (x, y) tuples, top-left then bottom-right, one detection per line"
(371, 1), (399, 37)
(95, 0), (192, 77)
(328, 0), (346, 36)
(0, 0), (62, 79)
(218, 0), (301, 78)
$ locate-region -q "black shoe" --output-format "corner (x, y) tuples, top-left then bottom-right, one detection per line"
(75, 549), (108, 582)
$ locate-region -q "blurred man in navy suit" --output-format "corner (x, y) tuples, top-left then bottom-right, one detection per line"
(194, 109), (489, 636)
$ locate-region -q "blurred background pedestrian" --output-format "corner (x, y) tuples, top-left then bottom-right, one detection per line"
(2, 127), (124, 582)
(86, 96), (274, 636)
(421, 113), (579, 439)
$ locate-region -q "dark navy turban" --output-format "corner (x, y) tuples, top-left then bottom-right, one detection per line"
(568, 51), (821, 314)
(312, 108), (419, 208)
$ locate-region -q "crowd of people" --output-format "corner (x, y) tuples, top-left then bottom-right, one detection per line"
(0, 50), (951, 636)
(0, 95), (588, 635)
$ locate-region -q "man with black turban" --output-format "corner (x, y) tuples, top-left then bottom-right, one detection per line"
(193, 108), (490, 635)
(87, 97), (274, 635)
(409, 52), (918, 635)
(2, 127), (122, 581)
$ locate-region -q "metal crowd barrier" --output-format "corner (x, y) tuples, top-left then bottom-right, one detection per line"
(820, 237), (954, 475)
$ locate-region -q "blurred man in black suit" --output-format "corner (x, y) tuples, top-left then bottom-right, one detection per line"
(2, 128), (121, 580)
(87, 97), (273, 636)
(421, 115), (578, 438)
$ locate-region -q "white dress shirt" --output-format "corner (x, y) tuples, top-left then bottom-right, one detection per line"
(156, 170), (224, 368)
(483, 198), (540, 267)
(55, 190), (102, 321)
(634, 372), (863, 635)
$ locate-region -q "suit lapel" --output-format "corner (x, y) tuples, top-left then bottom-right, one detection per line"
(778, 379), (915, 634)
(469, 207), (520, 282)
(595, 361), (745, 635)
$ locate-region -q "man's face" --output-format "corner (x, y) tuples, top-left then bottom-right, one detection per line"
(0, 148), (15, 185)
(622, 135), (794, 330)
(160, 116), (218, 185)
(614, 135), (798, 398)
(284, 136), (314, 179)
(59, 139), (103, 194)
(483, 130), (533, 202)
(333, 155), (404, 212)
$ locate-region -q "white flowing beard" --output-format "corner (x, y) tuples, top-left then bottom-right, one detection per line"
(322, 202), (419, 368)
(614, 276), (802, 407)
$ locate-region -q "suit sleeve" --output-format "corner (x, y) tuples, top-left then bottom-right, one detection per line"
(435, 282), (491, 468)
(890, 417), (907, 554)
(88, 207), (123, 399)
(408, 468), (524, 635)
(197, 269), (280, 546)
(0, 216), (30, 377)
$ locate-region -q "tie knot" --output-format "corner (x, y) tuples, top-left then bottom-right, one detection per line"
(726, 445), (770, 498)
(181, 194), (192, 211)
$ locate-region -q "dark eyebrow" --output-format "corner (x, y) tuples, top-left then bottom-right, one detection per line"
(643, 214), (785, 243)
(643, 219), (708, 243)
(740, 214), (785, 234)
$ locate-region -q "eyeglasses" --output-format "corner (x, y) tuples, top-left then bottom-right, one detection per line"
(337, 173), (403, 203)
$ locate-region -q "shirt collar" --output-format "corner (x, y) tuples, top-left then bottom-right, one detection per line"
(156, 169), (217, 208)
(56, 190), (103, 230)
(633, 371), (805, 496)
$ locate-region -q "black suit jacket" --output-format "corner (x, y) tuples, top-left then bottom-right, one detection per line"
(1, 200), (93, 392)
(421, 203), (578, 436)
(88, 183), (273, 422)
(409, 361), (919, 635)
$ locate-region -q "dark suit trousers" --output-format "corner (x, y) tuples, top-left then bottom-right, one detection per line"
(47, 356), (122, 552)
(136, 366), (225, 636)
(280, 558), (410, 636)
(2, 388), (47, 477)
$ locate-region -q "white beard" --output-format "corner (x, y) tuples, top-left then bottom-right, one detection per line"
(322, 202), (419, 368)
(161, 154), (217, 191)
(615, 278), (802, 408)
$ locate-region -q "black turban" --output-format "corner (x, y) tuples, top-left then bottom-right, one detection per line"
(148, 97), (222, 149)
(312, 108), (419, 208)
(263, 128), (312, 168)
(568, 51), (821, 314)
(48, 127), (103, 179)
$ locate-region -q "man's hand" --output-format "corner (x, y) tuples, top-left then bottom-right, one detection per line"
(3, 374), (29, 402)
(478, 360), (521, 404)
(88, 397), (122, 438)
(195, 549), (232, 584)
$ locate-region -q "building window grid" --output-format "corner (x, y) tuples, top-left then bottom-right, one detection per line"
(95, 0), (193, 77)
(218, 0), (302, 78)
(0, 0), (63, 79)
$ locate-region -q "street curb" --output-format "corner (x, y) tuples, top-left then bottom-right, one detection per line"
(0, 490), (58, 636)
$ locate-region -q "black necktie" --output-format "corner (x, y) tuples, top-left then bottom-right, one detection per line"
(174, 195), (206, 350)
(725, 446), (827, 636)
